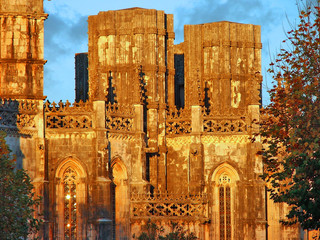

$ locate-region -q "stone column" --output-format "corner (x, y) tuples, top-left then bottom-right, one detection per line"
(93, 100), (113, 240)
(129, 104), (149, 193)
(189, 105), (204, 193)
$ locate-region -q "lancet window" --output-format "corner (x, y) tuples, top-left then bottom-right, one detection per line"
(63, 168), (78, 240)
(219, 174), (232, 240)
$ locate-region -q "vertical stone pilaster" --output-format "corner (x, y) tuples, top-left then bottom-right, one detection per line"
(134, 104), (144, 132)
(191, 105), (203, 134)
(190, 105), (204, 193)
(248, 105), (260, 135)
(130, 104), (148, 193)
(147, 104), (158, 150)
(157, 153), (167, 191)
(166, 14), (175, 107)
(93, 101), (106, 128)
(93, 100), (113, 239)
(94, 100), (108, 178)
(93, 179), (113, 240)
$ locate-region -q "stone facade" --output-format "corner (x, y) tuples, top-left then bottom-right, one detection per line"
(0, 1), (302, 239)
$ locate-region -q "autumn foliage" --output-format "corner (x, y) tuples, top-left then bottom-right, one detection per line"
(261, 1), (320, 230)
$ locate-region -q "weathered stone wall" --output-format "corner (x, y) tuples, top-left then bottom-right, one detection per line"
(0, 0), (44, 13)
(87, 8), (174, 106)
(182, 22), (262, 108)
(164, 21), (266, 239)
(47, 135), (94, 239)
(0, 2), (304, 240)
(267, 193), (301, 240)
(0, 0), (46, 99)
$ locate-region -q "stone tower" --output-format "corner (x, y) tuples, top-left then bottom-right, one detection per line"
(88, 8), (176, 192)
(0, 0), (47, 238)
(0, 0), (46, 99)
(88, 8), (175, 105)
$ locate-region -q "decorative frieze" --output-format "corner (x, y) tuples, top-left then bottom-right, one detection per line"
(0, 98), (39, 137)
(106, 102), (134, 117)
(106, 102), (134, 133)
(44, 100), (93, 129)
(166, 106), (192, 135)
(131, 191), (208, 220)
(203, 119), (247, 134)
(201, 135), (250, 144)
(106, 116), (134, 132)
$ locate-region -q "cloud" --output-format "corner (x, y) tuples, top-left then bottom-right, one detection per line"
(174, 0), (281, 43)
(173, 0), (295, 105)
(44, 12), (88, 58)
(43, 7), (88, 100)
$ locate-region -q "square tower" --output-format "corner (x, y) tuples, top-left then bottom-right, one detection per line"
(0, 0), (47, 99)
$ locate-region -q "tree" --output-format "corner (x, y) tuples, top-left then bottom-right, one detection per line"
(0, 131), (42, 239)
(260, 0), (320, 230)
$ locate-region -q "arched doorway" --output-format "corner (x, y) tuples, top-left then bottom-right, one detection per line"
(55, 158), (87, 240)
(111, 158), (129, 240)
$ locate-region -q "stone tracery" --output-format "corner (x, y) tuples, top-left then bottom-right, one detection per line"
(63, 168), (78, 240)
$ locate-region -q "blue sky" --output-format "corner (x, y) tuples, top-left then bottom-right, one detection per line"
(43, 0), (301, 104)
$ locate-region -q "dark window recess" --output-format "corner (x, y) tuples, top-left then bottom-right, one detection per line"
(174, 54), (185, 108)
(75, 53), (89, 102)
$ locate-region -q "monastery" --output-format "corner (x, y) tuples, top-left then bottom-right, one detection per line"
(0, 0), (303, 239)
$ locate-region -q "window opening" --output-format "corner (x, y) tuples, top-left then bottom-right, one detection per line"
(63, 168), (77, 240)
(174, 54), (185, 108)
(219, 174), (231, 240)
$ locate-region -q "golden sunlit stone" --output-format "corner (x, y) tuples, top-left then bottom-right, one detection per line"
(0, 0), (302, 239)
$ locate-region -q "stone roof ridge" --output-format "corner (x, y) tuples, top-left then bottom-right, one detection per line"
(95, 7), (160, 16)
(214, 20), (252, 25)
(120, 7), (147, 10)
(185, 20), (256, 26)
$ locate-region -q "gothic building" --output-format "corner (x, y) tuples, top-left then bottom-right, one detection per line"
(0, 0), (302, 239)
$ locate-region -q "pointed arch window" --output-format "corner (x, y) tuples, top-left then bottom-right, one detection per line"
(219, 174), (231, 240)
(63, 168), (78, 240)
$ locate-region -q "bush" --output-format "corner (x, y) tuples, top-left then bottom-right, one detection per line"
(133, 219), (198, 240)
